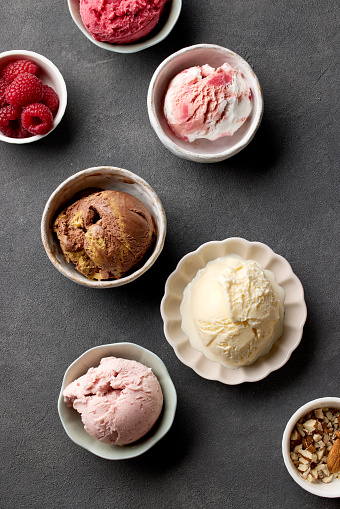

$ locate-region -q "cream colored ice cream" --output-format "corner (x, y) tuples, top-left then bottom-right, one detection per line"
(63, 357), (163, 446)
(180, 255), (285, 369)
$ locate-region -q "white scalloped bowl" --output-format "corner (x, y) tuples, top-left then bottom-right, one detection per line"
(282, 397), (340, 497)
(161, 238), (307, 384)
(67, 0), (181, 54)
(58, 342), (177, 460)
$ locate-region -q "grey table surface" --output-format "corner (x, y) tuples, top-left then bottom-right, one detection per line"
(1, 1), (340, 508)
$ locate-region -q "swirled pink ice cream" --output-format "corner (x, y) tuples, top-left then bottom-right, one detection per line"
(163, 63), (252, 142)
(80, 0), (167, 44)
(63, 357), (163, 446)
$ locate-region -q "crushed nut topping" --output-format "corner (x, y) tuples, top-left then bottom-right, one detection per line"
(290, 407), (340, 484)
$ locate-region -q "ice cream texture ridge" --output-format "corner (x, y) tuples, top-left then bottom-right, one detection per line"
(163, 63), (252, 142)
(80, 0), (167, 44)
(53, 189), (155, 281)
(180, 256), (285, 368)
(63, 357), (163, 446)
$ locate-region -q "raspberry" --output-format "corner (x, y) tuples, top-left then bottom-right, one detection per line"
(0, 59), (39, 82)
(5, 72), (43, 108)
(42, 85), (59, 116)
(21, 103), (53, 135)
(0, 121), (30, 138)
(0, 104), (21, 126)
(0, 78), (9, 107)
(0, 105), (31, 138)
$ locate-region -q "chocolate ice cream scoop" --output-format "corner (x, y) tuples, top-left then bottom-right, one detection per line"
(53, 190), (155, 280)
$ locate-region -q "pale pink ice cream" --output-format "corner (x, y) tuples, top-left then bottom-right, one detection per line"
(163, 63), (252, 142)
(63, 356), (163, 446)
(80, 0), (167, 44)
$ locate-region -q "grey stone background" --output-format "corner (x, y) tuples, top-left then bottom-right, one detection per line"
(1, 1), (339, 508)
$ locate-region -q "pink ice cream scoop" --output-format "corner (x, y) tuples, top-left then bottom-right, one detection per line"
(163, 63), (252, 142)
(63, 357), (163, 445)
(80, 0), (167, 44)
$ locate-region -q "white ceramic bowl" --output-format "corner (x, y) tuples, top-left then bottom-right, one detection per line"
(67, 0), (182, 54)
(41, 166), (166, 288)
(161, 237), (307, 384)
(147, 44), (263, 163)
(282, 398), (340, 497)
(58, 342), (177, 460)
(0, 50), (67, 144)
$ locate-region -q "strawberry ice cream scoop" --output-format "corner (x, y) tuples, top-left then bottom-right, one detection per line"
(80, 0), (167, 44)
(163, 63), (252, 142)
(63, 357), (163, 446)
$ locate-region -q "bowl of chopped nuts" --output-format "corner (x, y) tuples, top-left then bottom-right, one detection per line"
(282, 398), (340, 497)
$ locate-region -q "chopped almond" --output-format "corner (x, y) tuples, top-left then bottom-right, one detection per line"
(303, 419), (317, 432)
(290, 407), (340, 485)
(307, 444), (316, 454)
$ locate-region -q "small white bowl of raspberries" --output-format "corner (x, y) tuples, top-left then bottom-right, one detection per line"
(0, 50), (67, 144)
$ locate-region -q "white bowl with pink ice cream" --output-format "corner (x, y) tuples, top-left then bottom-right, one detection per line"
(68, 0), (181, 53)
(58, 342), (177, 459)
(147, 44), (263, 163)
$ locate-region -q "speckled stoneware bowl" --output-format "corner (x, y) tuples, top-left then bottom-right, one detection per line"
(67, 0), (182, 54)
(161, 237), (307, 384)
(41, 166), (166, 288)
(58, 342), (177, 460)
(282, 398), (340, 498)
(147, 44), (263, 163)
(0, 50), (67, 144)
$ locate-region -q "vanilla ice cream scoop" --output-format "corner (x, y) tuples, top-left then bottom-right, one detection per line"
(218, 258), (280, 323)
(180, 255), (285, 369)
(163, 63), (252, 142)
(63, 357), (163, 446)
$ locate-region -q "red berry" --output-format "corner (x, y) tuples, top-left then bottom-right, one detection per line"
(0, 105), (21, 126)
(21, 103), (53, 135)
(0, 59), (39, 82)
(0, 105), (31, 138)
(0, 122), (31, 138)
(0, 104), (21, 126)
(42, 85), (59, 116)
(0, 78), (9, 107)
(5, 72), (43, 108)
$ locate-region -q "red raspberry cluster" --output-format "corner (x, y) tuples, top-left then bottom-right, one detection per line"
(0, 59), (60, 138)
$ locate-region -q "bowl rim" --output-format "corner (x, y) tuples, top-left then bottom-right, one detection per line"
(67, 0), (182, 54)
(147, 43), (264, 163)
(58, 342), (177, 460)
(0, 49), (67, 144)
(161, 237), (307, 384)
(282, 397), (340, 497)
(41, 166), (167, 288)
